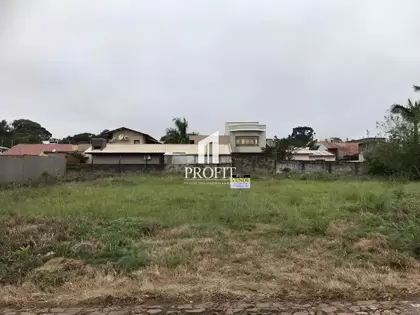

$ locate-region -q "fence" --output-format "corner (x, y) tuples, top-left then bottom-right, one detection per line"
(0, 155), (66, 184)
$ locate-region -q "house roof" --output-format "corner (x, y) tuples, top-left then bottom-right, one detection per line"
(317, 141), (359, 157)
(107, 127), (160, 143)
(2, 144), (75, 156)
(338, 143), (359, 157)
(85, 144), (231, 155)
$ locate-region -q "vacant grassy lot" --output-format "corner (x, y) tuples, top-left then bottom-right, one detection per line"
(1, 175), (420, 304)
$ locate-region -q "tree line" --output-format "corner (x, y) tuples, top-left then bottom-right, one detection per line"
(0, 116), (317, 152)
(0, 119), (52, 147)
(0, 118), (112, 147)
(0, 117), (197, 147)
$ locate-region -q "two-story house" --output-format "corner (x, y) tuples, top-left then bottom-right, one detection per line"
(85, 127), (162, 165)
(188, 121), (267, 153)
(225, 121), (267, 153)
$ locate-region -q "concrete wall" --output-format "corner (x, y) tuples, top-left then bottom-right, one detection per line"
(91, 153), (162, 164)
(0, 155), (66, 184)
(231, 153), (358, 175)
(164, 154), (232, 165)
(71, 153), (360, 176)
(90, 164), (165, 172)
(165, 163), (232, 174)
(232, 153), (276, 175)
(277, 160), (357, 174)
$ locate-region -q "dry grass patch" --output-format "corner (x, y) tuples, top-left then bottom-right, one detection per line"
(352, 235), (390, 254)
(3, 176), (420, 305)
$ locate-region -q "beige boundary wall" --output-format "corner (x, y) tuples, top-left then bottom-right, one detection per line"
(0, 155), (66, 184)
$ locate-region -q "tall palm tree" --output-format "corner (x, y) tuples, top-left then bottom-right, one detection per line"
(391, 99), (420, 143)
(160, 117), (198, 144)
(414, 85), (420, 92)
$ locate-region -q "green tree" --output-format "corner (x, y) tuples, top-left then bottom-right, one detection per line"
(414, 85), (420, 92)
(11, 119), (52, 144)
(366, 99), (420, 178)
(262, 136), (293, 161)
(390, 99), (420, 144)
(59, 129), (112, 144)
(160, 117), (198, 144)
(60, 132), (96, 144)
(288, 126), (316, 148)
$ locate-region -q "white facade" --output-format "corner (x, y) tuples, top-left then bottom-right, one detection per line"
(291, 149), (336, 162)
(225, 121), (266, 153)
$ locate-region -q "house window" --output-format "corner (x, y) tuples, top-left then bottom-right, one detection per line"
(134, 140), (140, 144)
(236, 136), (259, 146)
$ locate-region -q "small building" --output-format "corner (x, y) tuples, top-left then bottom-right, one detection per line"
(291, 148), (336, 161)
(189, 121), (267, 153)
(84, 140), (232, 166)
(85, 142), (165, 165)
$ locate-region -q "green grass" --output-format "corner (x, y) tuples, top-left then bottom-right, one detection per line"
(2, 174), (420, 299)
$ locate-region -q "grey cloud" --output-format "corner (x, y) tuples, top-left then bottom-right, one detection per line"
(0, 0), (419, 140)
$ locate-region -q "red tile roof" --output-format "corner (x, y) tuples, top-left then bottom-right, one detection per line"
(318, 141), (359, 156)
(2, 144), (75, 156)
(338, 142), (359, 157)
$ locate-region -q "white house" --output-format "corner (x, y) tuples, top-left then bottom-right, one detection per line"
(225, 121), (266, 153)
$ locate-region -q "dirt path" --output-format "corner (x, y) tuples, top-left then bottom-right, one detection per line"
(2, 300), (420, 315)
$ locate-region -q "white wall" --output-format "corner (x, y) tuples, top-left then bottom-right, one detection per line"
(91, 154), (161, 164)
(291, 153), (335, 162)
(110, 130), (146, 144)
(291, 154), (311, 161)
(228, 131), (266, 153)
(165, 154), (232, 165)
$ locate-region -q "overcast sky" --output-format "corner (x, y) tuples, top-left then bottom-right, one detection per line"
(0, 0), (419, 140)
